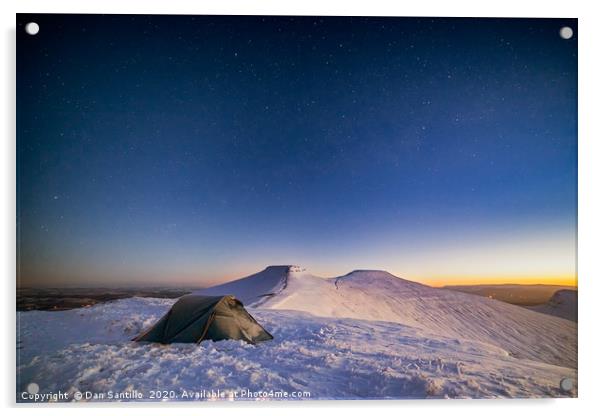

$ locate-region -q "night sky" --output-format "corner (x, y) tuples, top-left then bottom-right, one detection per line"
(17, 15), (577, 287)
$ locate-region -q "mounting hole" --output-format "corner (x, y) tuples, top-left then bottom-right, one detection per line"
(559, 26), (573, 40)
(25, 22), (40, 36)
(560, 377), (574, 392)
(26, 382), (39, 394)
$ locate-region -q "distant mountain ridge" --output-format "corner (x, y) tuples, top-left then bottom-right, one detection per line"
(444, 283), (576, 306)
(529, 289), (577, 322)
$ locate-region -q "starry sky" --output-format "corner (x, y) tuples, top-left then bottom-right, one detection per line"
(17, 15), (577, 288)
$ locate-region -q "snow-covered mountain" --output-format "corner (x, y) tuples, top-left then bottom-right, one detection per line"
(16, 264), (577, 401)
(196, 265), (576, 369)
(195, 265), (291, 306)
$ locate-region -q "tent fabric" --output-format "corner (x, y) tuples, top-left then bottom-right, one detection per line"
(133, 294), (273, 344)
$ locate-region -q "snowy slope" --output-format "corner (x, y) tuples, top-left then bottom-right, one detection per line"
(17, 297), (172, 365)
(199, 266), (577, 369)
(17, 298), (576, 401)
(529, 289), (577, 322)
(194, 265), (290, 306)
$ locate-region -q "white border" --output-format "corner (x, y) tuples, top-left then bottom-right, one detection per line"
(3, 1), (602, 415)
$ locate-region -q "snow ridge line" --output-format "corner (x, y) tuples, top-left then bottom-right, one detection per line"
(248, 267), (290, 307)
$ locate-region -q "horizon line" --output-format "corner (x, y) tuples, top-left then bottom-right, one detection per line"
(18, 269), (577, 289)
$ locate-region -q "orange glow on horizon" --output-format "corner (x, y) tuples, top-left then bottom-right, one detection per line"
(414, 274), (577, 287)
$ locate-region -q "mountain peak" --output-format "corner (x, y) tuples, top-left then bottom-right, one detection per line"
(349, 269), (390, 274)
(263, 265), (305, 273)
(342, 269), (397, 279)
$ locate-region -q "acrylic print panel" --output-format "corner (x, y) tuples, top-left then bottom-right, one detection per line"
(16, 14), (577, 402)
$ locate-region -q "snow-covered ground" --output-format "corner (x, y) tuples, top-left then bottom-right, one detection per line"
(17, 266), (578, 401)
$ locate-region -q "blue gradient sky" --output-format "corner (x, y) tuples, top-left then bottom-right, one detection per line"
(17, 15), (577, 287)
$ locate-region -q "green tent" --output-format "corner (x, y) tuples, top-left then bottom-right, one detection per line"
(133, 294), (273, 344)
